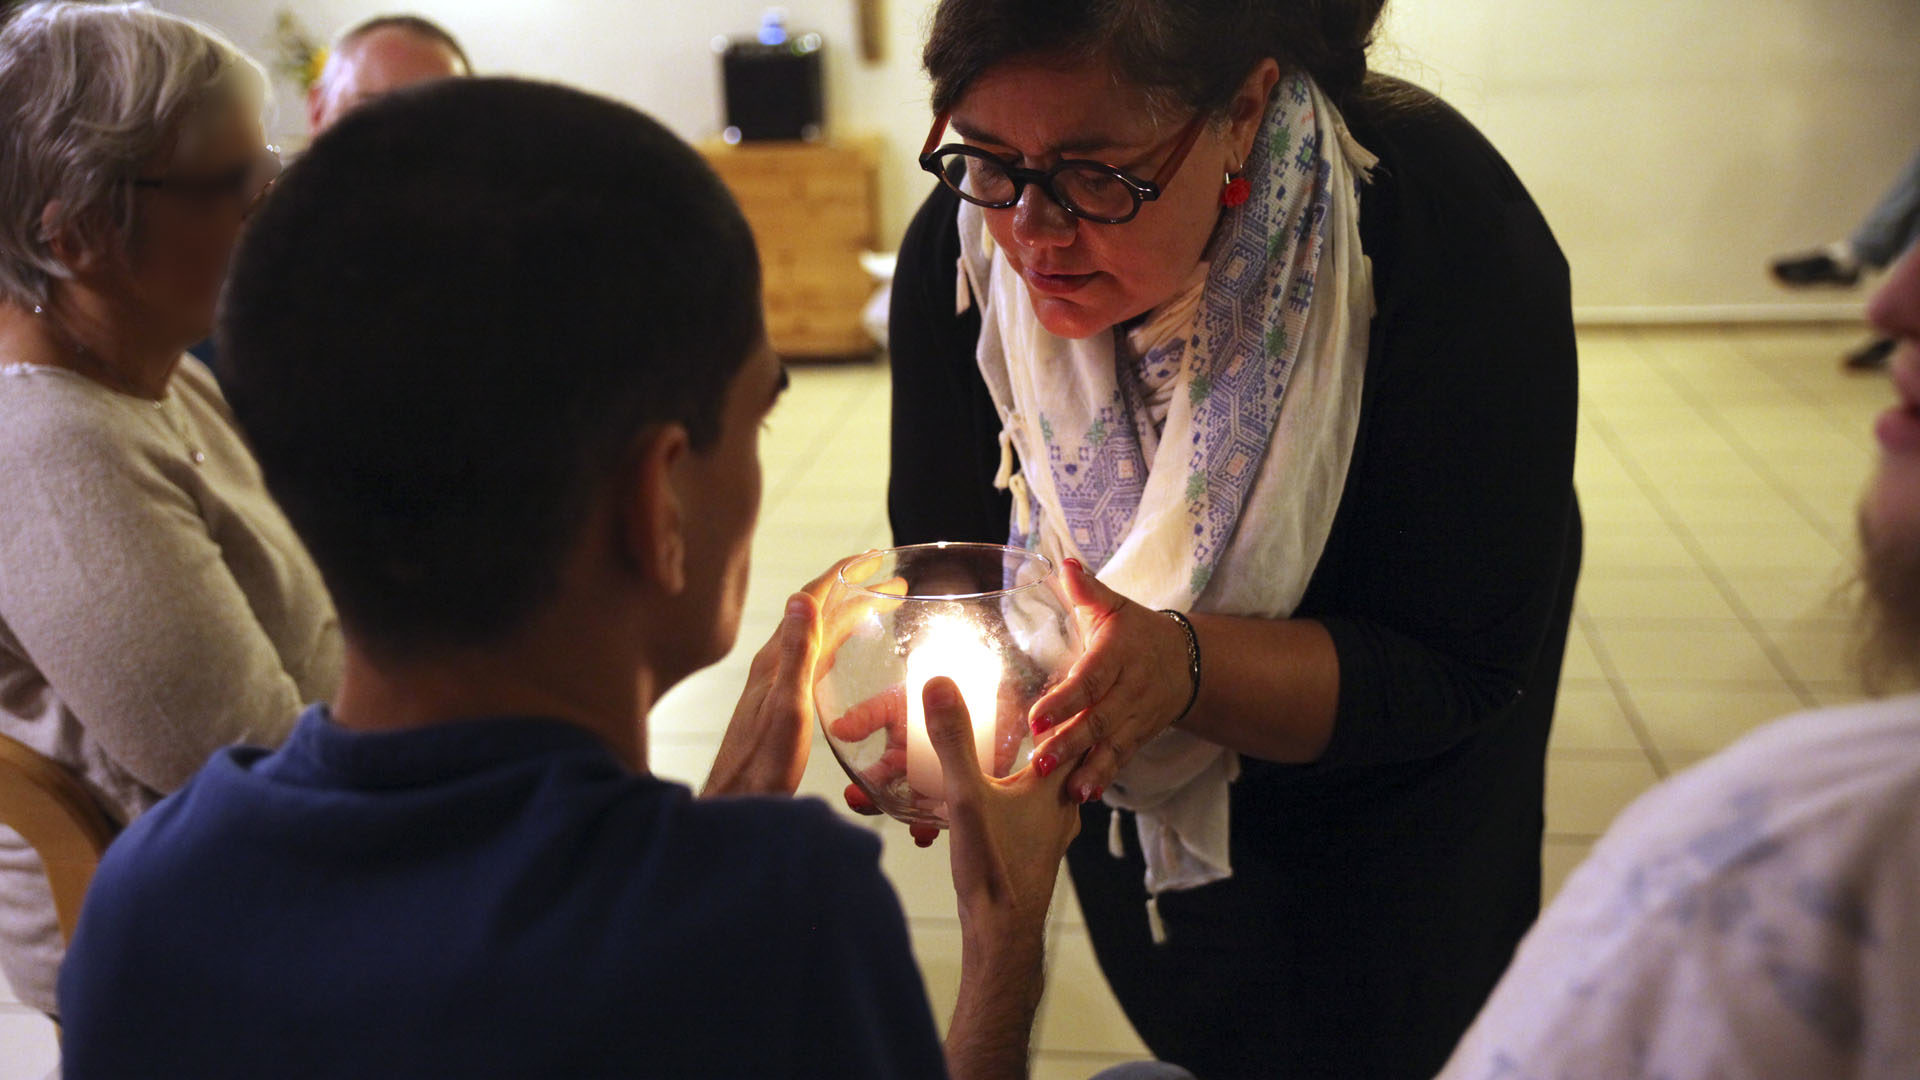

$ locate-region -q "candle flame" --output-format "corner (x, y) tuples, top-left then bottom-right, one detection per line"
(904, 614), (1003, 799)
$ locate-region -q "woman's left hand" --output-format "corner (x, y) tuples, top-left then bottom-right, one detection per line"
(1026, 558), (1196, 805)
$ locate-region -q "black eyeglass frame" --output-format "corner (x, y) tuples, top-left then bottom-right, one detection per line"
(917, 111), (1208, 226)
(130, 146), (284, 219)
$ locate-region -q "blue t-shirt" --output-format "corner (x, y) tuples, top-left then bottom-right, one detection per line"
(59, 707), (947, 1079)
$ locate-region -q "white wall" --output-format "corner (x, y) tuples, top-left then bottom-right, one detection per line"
(159, 0), (942, 270)
(1375, 0), (1920, 318)
(162, 0), (1920, 318)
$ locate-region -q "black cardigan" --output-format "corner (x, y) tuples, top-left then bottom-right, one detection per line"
(887, 83), (1581, 786)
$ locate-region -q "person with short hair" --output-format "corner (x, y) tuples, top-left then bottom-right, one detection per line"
(55, 76), (1111, 1080)
(307, 12), (469, 134)
(1440, 247), (1920, 1078)
(0, 0), (337, 1017)
(188, 11), (471, 374)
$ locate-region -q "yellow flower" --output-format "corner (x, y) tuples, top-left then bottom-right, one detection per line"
(304, 47), (329, 90)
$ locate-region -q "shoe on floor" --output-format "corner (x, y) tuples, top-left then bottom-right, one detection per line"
(1773, 250), (1862, 287)
(1844, 337), (1896, 371)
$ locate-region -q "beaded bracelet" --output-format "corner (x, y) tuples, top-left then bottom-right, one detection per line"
(1159, 609), (1202, 725)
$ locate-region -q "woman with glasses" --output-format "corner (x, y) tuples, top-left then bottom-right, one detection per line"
(0, 2), (336, 1016)
(878, 1), (1582, 1076)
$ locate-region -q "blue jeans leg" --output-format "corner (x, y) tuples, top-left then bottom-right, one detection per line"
(1850, 146), (1920, 267)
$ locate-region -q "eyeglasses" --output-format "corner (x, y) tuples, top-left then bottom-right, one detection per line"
(918, 112), (1207, 225)
(131, 146), (283, 219)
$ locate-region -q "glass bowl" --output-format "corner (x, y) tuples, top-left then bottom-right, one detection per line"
(814, 543), (1084, 827)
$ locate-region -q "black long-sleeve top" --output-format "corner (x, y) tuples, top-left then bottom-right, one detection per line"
(887, 81), (1581, 792)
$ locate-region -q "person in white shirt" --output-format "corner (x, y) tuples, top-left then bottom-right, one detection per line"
(1439, 249), (1920, 1077)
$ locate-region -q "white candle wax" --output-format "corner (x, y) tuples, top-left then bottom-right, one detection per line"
(904, 615), (1002, 800)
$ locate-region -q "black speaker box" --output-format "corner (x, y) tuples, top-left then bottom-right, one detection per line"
(720, 37), (825, 142)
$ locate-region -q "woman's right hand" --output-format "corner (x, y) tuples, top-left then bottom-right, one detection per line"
(846, 783), (948, 846)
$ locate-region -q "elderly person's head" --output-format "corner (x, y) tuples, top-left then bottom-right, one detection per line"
(0, 1), (272, 364)
(307, 14), (469, 135)
(921, 0), (1386, 339)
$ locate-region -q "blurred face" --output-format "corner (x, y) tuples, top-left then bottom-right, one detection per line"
(310, 29), (465, 134)
(662, 341), (788, 674)
(1866, 247), (1920, 550)
(1860, 247), (1920, 675)
(950, 55), (1268, 339)
(109, 105), (272, 346)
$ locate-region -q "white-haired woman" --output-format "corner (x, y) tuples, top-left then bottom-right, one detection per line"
(0, 2), (340, 1014)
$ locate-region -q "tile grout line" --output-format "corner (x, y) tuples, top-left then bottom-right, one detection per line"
(1549, 746), (1663, 762)
(764, 367), (890, 510)
(1622, 330), (1845, 705)
(1588, 614), (1855, 632)
(1544, 831), (1603, 845)
(1569, 676), (1843, 689)
(1625, 328), (1853, 550)
(1570, 609), (1671, 779)
(1581, 377), (1819, 711)
(1035, 1051), (1145, 1062)
(1714, 328), (1885, 447)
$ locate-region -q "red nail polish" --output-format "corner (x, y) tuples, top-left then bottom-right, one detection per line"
(1065, 558), (1084, 574)
(1035, 753), (1058, 777)
(1032, 714), (1055, 735)
(1084, 786), (1104, 804)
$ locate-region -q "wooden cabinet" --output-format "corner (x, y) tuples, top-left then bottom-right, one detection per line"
(699, 137), (881, 358)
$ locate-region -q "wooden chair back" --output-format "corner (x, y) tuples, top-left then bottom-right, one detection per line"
(0, 733), (118, 944)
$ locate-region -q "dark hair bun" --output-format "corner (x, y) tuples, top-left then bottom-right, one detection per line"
(925, 0), (1389, 116)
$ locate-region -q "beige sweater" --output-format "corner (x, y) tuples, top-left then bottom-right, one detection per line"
(0, 356), (341, 1013)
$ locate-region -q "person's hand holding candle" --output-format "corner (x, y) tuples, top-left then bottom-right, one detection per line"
(833, 644), (1030, 846)
(1023, 558), (1198, 805)
(820, 543), (1087, 842)
(827, 684), (911, 801)
(702, 557), (857, 798)
(922, 672), (1079, 933)
(917, 674), (1081, 1080)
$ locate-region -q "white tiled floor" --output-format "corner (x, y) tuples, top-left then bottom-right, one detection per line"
(0, 324), (1890, 1076)
(0, 969), (57, 1079)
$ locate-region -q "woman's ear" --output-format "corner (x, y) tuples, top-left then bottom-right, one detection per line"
(1227, 58), (1283, 170)
(40, 202), (80, 272)
(620, 423), (693, 597)
(40, 201), (107, 277)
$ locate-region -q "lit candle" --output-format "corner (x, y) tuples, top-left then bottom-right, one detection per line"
(904, 614), (1003, 800)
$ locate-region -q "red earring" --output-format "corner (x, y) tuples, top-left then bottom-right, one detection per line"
(1221, 171), (1251, 208)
